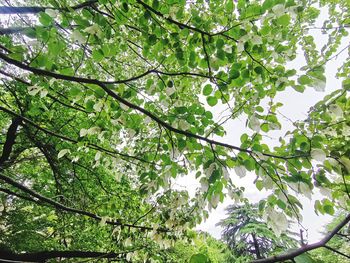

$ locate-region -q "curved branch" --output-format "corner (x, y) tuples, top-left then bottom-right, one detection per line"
(0, 26), (34, 35)
(0, 53), (305, 161)
(252, 213), (350, 263)
(0, 0), (97, 14)
(0, 187), (36, 203)
(0, 106), (152, 165)
(324, 245), (350, 259)
(136, 0), (212, 36)
(0, 172), (165, 232)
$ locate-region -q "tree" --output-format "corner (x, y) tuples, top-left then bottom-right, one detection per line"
(160, 231), (235, 263)
(218, 203), (297, 260)
(0, 0), (349, 262)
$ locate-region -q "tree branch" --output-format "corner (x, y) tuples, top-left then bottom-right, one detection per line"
(0, 187), (37, 203)
(324, 245), (350, 259)
(0, 117), (22, 168)
(0, 106), (152, 165)
(0, 26), (33, 35)
(0, 172), (166, 232)
(0, 52), (305, 161)
(252, 213), (350, 263)
(0, 0), (97, 14)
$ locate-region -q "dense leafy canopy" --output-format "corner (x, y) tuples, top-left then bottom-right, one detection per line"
(0, 0), (349, 262)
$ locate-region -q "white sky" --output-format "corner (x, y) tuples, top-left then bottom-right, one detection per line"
(176, 8), (349, 243)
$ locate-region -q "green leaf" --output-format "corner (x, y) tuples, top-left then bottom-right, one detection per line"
(298, 75), (312, 85)
(147, 34), (157, 45)
(256, 180), (264, 191)
(92, 49), (104, 62)
(207, 96), (218, 106)
(189, 253), (208, 263)
(261, 123), (269, 132)
(230, 69), (240, 79)
(203, 84), (213, 96)
(254, 66), (263, 74)
(277, 14), (291, 26)
(39, 12), (53, 26)
(295, 253), (316, 263)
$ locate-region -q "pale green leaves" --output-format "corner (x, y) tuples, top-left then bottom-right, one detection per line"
(328, 104), (343, 118)
(124, 237), (132, 247)
(265, 208), (288, 236)
(272, 4), (285, 17)
(80, 127), (101, 137)
(165, 87), (175, 96)
(58, 149), (70, 159)
(84, 24), (102, 38)
(234, 165), (246, 178)
(210, 194), (220, 208)
(340, 157), (350, 173)
(298, 69), (326, 92)
(71, 30), (86, 44)
(200, 178), (209, 192)
(45, 9), (59, 18)
(251, 35), (263, 45)
(95, 151), (102, 161)
(28, 85), (48, 98)
(311, 148), (326, 162)
(178, 119), (190, 130)
(313, 79), (326, 92)
(93, 101), (104, 112)
(249, 115), (260, 132)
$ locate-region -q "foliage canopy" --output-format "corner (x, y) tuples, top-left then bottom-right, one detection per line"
(0, 0), (349, 262)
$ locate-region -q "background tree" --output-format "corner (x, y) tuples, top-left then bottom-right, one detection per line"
(158, 231), (235, 263)
(218, 202), (297, 260)
(0, 0), (349, 262)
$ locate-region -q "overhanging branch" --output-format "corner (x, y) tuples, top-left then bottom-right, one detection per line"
(0, 52), (305, 161)
(0, 106), (152, 165)
(0, 172), (165, 232)
(0, 0), (97, 14)
(252, 213), (350, 263)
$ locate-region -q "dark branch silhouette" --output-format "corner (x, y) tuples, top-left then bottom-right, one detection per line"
(252, 213), (350, 263)
(0, 52), (306, 161)
(0, 172), (166, 232)
(0, 0), (97, 14)
(0, 117), (21, 168)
